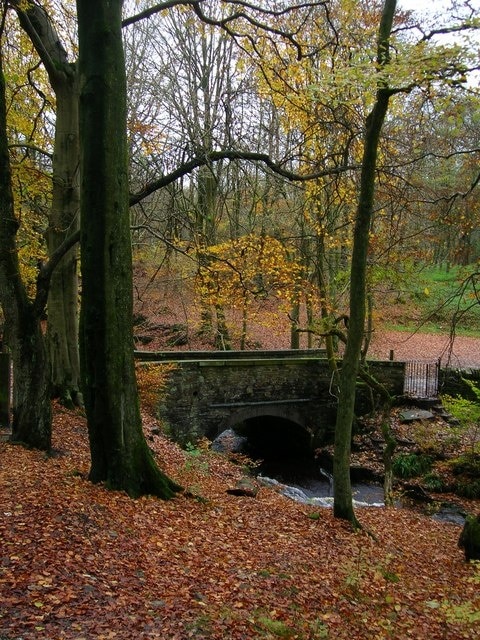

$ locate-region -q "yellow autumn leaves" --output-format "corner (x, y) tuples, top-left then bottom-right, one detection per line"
(196, 233), (309, 312)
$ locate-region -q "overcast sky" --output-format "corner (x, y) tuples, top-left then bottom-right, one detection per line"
(398, 0), (480, 16)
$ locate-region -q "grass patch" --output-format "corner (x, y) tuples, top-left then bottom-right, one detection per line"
(380, 263), (480, 336)
(409, 265), (480, 333)
(384, 322), (480, 338)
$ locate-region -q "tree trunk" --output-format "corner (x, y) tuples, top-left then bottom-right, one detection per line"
(0, 48), (51, 451)
(333, 0), (397, 525)
(14, 1), (82, 407)
(290, 300), (300, 349)
(76, 0), (180, 498)
(45, 82), (82, 407)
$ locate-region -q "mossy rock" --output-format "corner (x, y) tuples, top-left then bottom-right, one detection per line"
(459, 513), (480, 562)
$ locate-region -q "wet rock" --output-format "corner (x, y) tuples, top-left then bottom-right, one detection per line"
(227, 478), (259, 497)
(211, 429), (248, 454)
(459, 513), (480, 562)
(399, 409), (434, 423)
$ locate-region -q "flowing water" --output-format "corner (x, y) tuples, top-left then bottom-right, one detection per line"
(212, 430), (466, 524)
(255, 462), (465, 524)
(257, 466), (385, 509)
(258, 474), (386, 508)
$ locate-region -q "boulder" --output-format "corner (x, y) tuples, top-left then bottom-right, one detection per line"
(399, 409), (434, 423)
(226, 478), (259, 498)
(211, 429), (248, 454)
(459, 513), (480, 561)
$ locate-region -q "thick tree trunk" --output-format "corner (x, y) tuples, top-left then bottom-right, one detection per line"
(333, 0), (397, 525)
(76, 0), (180, 498)
(45, 83), (82, 407)
(14, 1), (82, 407)
(0, 53), (51, 451)
(8, 312), (51, 450)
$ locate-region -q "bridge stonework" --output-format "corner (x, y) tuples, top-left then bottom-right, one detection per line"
(136, 351), (405, 447)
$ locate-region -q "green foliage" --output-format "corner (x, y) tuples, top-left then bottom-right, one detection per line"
(392, 453), (432, 479)
(450, 452), (480, 477)
(416, 266), (480, 332)
(307, 619), (329, 639)
(256, 615), (295, 638)
(411, 420), (459, 456)
(422, 472), (447, 493)
(427, 563), (480, 628)
(183, 439), (211, 474)
(439, 380), (480, 500)
(449, 450), (480, 498)
(455, 479), (480, 499)
(256, 613), (298, 638)
(442, 379), (480, 426)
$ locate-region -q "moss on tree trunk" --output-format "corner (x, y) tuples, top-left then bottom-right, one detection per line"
(77, 0), (180, 499)
(333, 0), (397, 525)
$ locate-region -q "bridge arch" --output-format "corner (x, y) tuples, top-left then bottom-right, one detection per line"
(223, 406), (315, 464)
(224, 404), (310, 434)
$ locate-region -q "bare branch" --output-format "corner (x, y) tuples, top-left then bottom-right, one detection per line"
(122, 0), (200, 27)
(129, 150), (359, 206)
(123, 0), (327, 59)
(420, 21), (480, 43)
(8, 142), (53, 160)
(34, 228), (80, 316)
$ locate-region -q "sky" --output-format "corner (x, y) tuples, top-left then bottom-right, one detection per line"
(398, 0), (480, 21)
(398, 0), (480, 58)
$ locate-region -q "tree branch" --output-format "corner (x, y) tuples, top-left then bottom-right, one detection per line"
(34, 229), (80, 316)
(8, 142), (53, 161)
(123, 0), (327, 59)
(129, 150), (359, 206)
(10, 0), (74, 87)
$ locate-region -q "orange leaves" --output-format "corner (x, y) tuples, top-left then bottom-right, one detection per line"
(135, 362), (177, 413)
(1, 403), (480, 639)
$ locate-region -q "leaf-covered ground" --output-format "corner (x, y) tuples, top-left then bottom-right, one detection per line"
(1, 404), (479, 640)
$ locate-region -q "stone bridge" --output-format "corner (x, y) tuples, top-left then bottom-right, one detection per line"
(135, 350), (405, 453)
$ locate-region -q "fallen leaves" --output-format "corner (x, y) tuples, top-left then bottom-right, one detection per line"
(0, 403), (479, 639)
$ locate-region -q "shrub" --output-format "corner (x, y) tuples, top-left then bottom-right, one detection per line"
(441, 379), (480, 426)
(392, 453), (432, 479)
(422, 472), (447, 492)
(450, 452), (480, 477)
(455, 480), (480, 500)
(135, 362), (176, 414)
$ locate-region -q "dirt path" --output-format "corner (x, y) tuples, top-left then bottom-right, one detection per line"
(368, 330), (480, 368)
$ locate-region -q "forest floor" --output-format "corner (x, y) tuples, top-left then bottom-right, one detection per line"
(367, 330), (480, 369)
(1, 400), (480, 640)
(1, 286), (480, 639)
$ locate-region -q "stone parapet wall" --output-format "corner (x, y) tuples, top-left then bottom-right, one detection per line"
(151, 353), (405, 446)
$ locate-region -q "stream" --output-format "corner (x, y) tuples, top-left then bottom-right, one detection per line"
(258, 474), (385, 509)
(212, 429), (466, 525)
(255, 462), (466, 525)
(256, 461), (385, 509)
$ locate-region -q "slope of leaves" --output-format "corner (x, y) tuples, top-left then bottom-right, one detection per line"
(0, 404), (479, 640)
